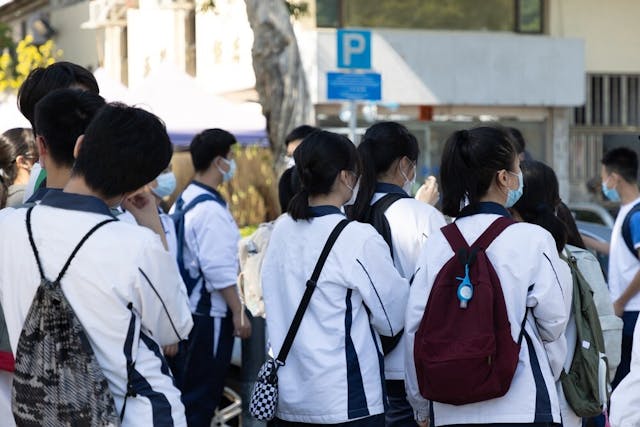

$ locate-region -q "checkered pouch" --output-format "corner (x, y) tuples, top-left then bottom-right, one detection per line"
(249, 358), (283, 420)
(248, 220), (350, 422)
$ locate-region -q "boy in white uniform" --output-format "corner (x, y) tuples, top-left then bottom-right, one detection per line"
(601, 147), (640, 387)
(170, 128), (251, 427)
(0, 103), (193, 426)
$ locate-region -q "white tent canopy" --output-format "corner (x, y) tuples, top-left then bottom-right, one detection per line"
(0, 94), (31, 134)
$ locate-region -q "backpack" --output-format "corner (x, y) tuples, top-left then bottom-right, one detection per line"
(622, 202), (640, 259)
(238, 222), (274, 318)
(171, 193), (224, 294)
(414, 217), (523, 405)
(365, 192), (411, 355)
(13, 207), (120, 426)
(560, 246), (611, 417)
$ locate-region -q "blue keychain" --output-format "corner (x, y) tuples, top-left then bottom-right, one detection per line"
(456, 264), (473, 308)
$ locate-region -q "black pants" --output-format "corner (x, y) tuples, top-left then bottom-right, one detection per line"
(612, 311), (639, 388)
(385, 380), (418, 427)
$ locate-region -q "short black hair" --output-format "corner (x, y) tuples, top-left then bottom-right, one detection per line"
(284, 125), (319, 148)
(72, 103), (173, 198)
(508, 127), (526, 154)
(34, 88), (106, 168)
(18, 62), (100, 129)
(190, 128), (236, 172)
(602, 147), (638, 183)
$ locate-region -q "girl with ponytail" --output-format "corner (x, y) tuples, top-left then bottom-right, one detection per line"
(261, 130), (409, 426)
(405, 126), (572, 427)
(349, 121), (446, 427)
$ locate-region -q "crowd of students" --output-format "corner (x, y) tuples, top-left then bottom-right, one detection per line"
(0, 60), (639, 427)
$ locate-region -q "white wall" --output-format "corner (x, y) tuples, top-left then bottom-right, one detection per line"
(311, 29), (585, 107)
(48, 2), (99, 70)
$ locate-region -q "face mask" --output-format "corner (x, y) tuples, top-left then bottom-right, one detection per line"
(602, 179), (621, 202)
(152, 171), (177, 198)
(401, 162), (417, 195)
(284, 156), (295, 168)
(505, 171), (524, 208)
(217, 157), (236, 182)
(345, 178), (360, 206)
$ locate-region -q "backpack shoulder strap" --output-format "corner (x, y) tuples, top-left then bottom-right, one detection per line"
(371, 192), (409, 213)
(276, 219), (350, 364)
(622, 202), (640, 259)
(441, 222), (469, 251)
(26, 206), (117, 282)
(368, 193), (410, 254)
(471, 217), (515, 250)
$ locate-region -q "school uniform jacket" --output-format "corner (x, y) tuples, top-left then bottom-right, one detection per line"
(169, 182), (240, 317)
(371, 183), (447, 381)
(610, 317), (640, 427)
(261, 207), (409, 424)
(0, 191), (193, 427)
(405, 206), (571, 426)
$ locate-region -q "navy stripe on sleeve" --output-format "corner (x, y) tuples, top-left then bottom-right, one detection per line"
(356, 259), (394, 336)
(524, 332), (553, 423)
(345, 289), (370, 419)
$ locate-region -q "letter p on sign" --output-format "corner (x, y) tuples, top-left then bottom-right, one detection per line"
(337, 30), (371, 69)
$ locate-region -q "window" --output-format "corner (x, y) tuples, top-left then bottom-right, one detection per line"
(574, 74), (640, 127)
(316, 0), (542, 33)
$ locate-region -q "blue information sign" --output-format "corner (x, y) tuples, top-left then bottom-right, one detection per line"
(337, 30), (371, 69)
(327, 72), (382, 101)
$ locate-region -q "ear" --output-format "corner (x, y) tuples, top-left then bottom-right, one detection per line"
(36, 135), (47, 157)
(15, 155), (30, 170)
(73, 135), (84, 160)
(496, 169), (509, 190)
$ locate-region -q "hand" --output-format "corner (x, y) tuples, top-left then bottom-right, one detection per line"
(162, 344), (179, 357)
(417, 419), (429, 427)
(122, 187), (158, 224)
(233, 309), (252, 339)
(415, 176), (439, 206)
(614, 299), (625, 318)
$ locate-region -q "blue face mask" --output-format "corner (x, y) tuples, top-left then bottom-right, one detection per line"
(505, 171), (524, 208)
(218, 157), (236, 183)
(152, 171), (176, 198)
(602, 180), (621, 202)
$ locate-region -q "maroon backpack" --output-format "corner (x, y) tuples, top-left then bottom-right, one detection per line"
(414, 217), (526, 405)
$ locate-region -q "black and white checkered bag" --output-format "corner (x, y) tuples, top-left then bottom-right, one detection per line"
(249, 358), (283, 420)
(249, 220), (349, 422)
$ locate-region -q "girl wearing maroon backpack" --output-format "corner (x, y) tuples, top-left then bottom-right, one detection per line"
(404, 126), (571, 427)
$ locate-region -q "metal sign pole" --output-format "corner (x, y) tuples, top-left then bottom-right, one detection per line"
(349, 100), (357, 143)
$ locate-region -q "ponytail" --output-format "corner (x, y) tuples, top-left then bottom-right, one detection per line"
(556, 201), (587, 249)
(440, 127), (516, 217)
(289, 188), (311, 221)
(521, 204), (567, 253)
(349, 140), (378, 221)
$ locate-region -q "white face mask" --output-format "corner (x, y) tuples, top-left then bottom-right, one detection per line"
(344, 178), (360, 206)
(401, 162), (417, 195)
(284, 156), (295, 169)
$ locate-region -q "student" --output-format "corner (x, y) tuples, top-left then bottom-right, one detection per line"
(405, 126), (570, 427)
(349, 121), (446, 427)
(150, 167), (178, 258)
(610, 319), (640, 427)
(0, 128), (37, 207)
(0, 103), (193, 425)
(17, 61), (100, 202)
(261, 130), (409, 426)
(170, 128), (251, 427)
(601, 147), (640, 387)
(279, 125), (319, 213)
(28, 88), (105, 203)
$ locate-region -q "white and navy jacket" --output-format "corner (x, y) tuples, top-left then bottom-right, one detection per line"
(170, 181), (240, 318)
(405, 203), (571, 426)
(371, 183), (446, 381)
(261, 207), (409, 424)
(0, 191), (193, 427)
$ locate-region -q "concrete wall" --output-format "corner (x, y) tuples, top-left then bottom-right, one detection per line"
(312, 29), (585, 106)
(50, 1), (99, 70)
(548, 0), (640, 73)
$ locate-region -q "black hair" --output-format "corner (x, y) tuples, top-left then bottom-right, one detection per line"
(72, 103), (173, 199)
(350, 121), (419, 221)
(556, 201), (587, 249)
(508, 127), (525, 154)
(190, 128), (237, 172)
(440, 126), (517, 217)
(284, 125), (319, 147)
(0, 128), (37, 184)
(34, 88), (106, 168)
(278, 167), (302, 213)
(602, 147), (638, 184)
(289, 130), (359, 221)
(511, 160), (567, 253)
(18, 62), (100, 129)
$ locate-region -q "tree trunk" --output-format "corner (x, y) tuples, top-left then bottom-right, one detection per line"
(244, 0), (313, 161)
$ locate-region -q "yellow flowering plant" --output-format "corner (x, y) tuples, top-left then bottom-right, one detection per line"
(0, 35), (62, 93)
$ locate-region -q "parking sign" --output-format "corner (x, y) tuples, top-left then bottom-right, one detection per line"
(337, 30), (371, 69)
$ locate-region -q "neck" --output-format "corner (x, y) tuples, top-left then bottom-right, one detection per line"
(378, 174), (405, 188)
(194, 171), (222, 190)
(619, 182), (640, 204)
(64, 175), (120, 206)
(308, 192), (344, 209)
(13, 169), (30, 186)
(479, 186), (507, 206)
(45, 164), (72, 189)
